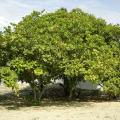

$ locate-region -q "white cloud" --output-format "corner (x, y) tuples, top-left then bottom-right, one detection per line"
(0, 0), (34, 30)
(76, 0), (120, 24)
(0, 16), (10, 29)
(0, 0), (120, 31)
(92, 8), (120, 24)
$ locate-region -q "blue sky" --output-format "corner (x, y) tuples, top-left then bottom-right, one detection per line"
(0, 0), (120, 31)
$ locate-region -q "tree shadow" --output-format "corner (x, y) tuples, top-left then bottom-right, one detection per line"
(37, 99), (93, 108)
(0, 92), (94, 110)
(0, 87), (119, 110)
(0, 92), (25, 110)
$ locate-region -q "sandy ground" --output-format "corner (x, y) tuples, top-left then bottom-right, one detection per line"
(0, 102), (120, 120)
(0, 85), (120, 120)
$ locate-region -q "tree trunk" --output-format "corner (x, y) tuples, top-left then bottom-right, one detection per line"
(33, 86), (37, 101)
(38, 78), (44, 101)
(63, 76), (70, 97)
(30, 71), (37, 101)
(69, 88), (73, 99)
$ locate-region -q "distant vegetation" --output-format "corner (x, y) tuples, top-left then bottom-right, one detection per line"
(0, 8), (120, 100)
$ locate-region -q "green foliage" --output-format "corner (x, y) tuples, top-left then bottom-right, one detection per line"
(0, 8), (120, 98)
(104, 77), (120, 97)
(0, 67), (18, 94)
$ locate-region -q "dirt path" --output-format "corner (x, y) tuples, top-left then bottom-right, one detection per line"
(0, 102), (120, 120)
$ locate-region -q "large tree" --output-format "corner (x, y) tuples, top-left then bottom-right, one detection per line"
(0, 8), (120, 99)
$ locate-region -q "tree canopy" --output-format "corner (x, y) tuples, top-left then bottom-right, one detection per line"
(0, 8), (120, 99)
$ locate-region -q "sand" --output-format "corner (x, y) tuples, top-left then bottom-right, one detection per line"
(0, 102), (120, 120)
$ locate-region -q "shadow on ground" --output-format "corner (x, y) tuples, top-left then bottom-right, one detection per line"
(0, 86), (119, 110)
(0, 91), (95, 110)
(1, 93), (119, 111)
